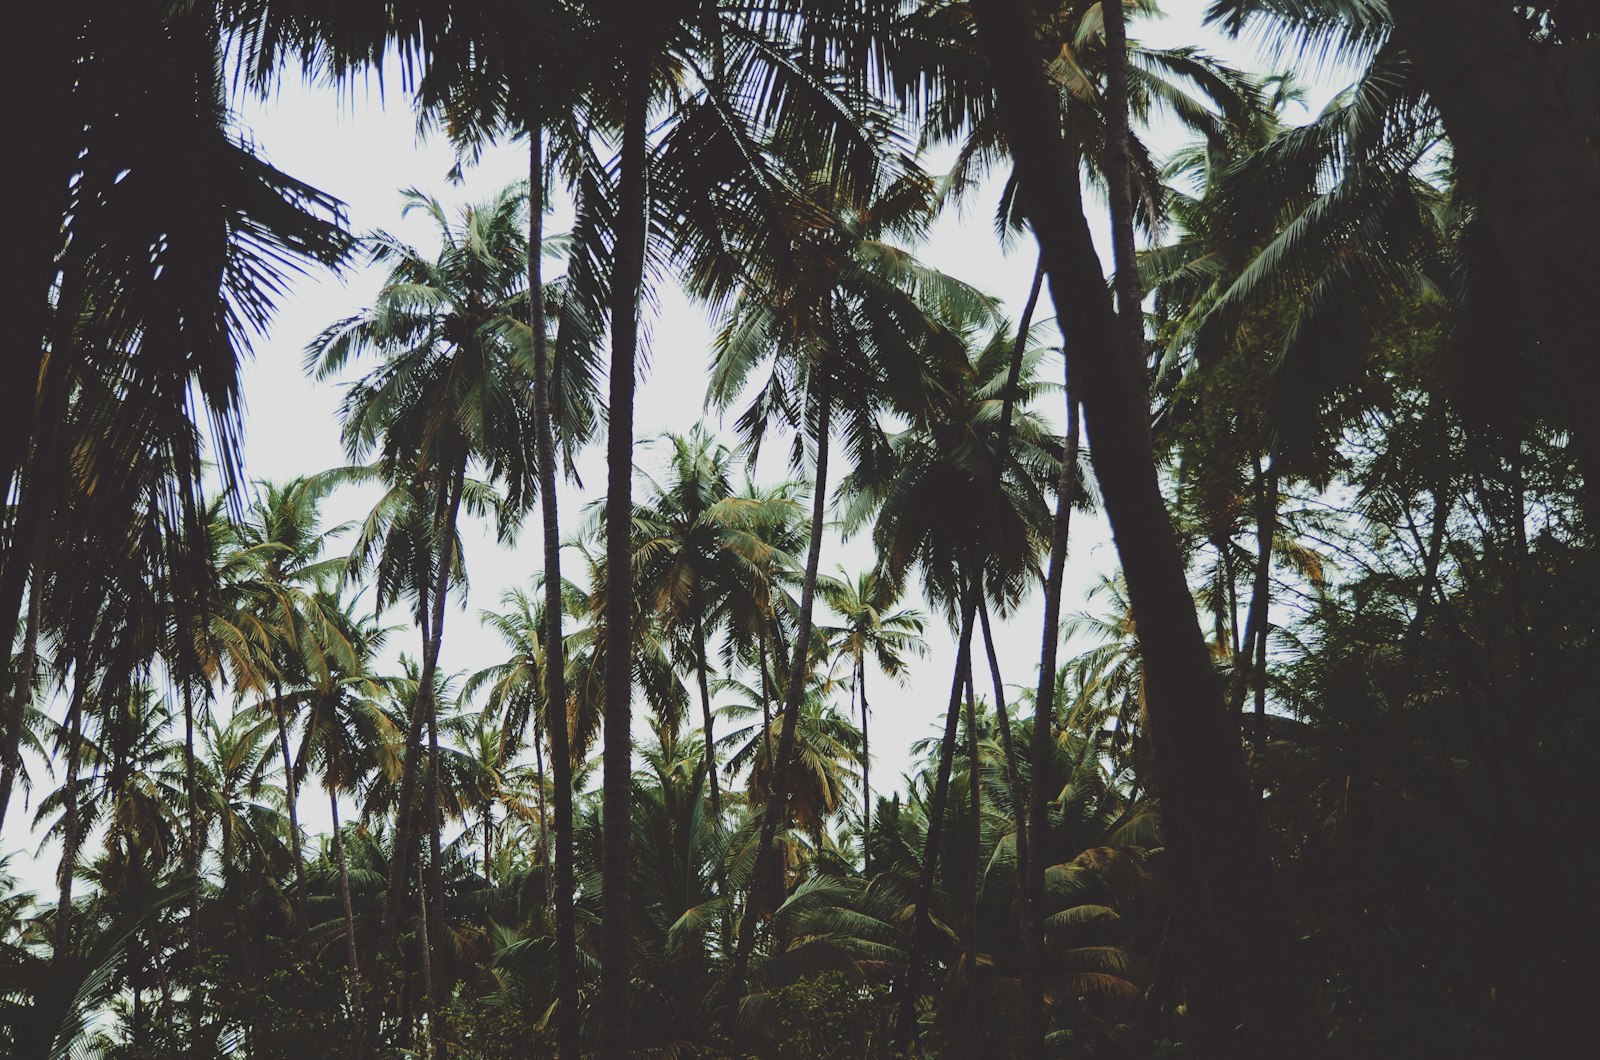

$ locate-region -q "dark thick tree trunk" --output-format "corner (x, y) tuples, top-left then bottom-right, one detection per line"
(972, 3), (1320, 1054)
(276, 682), (312, 949)
(1102, 0), (1145, 377)
(529, 124), (581, 1060)
(600, 45), (651, 1059)
(1388, 0), (1600, 504)
(381, 464), (465, 950)
(891, 594), (979, 1052)
(726, 379), (833, 1027)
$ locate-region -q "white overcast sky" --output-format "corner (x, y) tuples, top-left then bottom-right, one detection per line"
(4, 3), (1349, 889)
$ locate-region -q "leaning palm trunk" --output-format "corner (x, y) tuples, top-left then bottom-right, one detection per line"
(725, 378), (833, 1026)
(891, 593), (979, 1051)
(600, 46), (651, 1060)
(529, 124), (581, 1060)
(972, 2), (1320, 1054)
(380, 462), (464, 950)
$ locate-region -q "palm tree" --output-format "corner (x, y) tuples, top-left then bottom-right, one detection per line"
(712, 167), (995, 1015)
(817, 571), (926, 873)
(633, 428), (798, 821)
(306, 183), (540, 952)
(842, 318), (1064, 1050)
(966, 1), (1322, 1053)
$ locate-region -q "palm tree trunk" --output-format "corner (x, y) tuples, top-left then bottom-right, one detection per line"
(183, 681), (204, 1037)
(0, 531), (44, 836)
(978, 600), (1027, 875)
(1102, 0), (1145, 376)
(331, 790), (362, 995)
(381, 462), (465, 949)
(758, 624), (775, 777)
(726, 375), (833, 1026)
(987, 251), (1046, 1051)
(425, 703), (445, 1017)
(530, 124), (581, 1060)
(858, 657), (870, 875)
(276, 681), (312, 948)
(416, 857), (435, 1057)
(600, 43), (651, 1059)
(534, 723), (551, 906)
(1020, 336), (1080, 1060)
(971, 3), (1320, 1053)
(55, 672), (87, 959)
(891, 594), (979, 1052)
(694, 605), (723, 817)
(963, 659), (983, 1055)
(1227, 460), (1277, 739)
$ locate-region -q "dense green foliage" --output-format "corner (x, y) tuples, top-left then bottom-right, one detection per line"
(5, 1), (1599, 1057)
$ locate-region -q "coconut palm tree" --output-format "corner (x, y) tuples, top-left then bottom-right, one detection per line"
(713, 167), (996, 1015)
(817, 572), (926, 873)
(306, 183), (541, 952)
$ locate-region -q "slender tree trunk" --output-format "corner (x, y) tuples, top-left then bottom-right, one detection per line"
(972, 4), (1320, 1054)
(600, 45), (651, 1060)
(758, 624), (775, 776)
(425, 702), (445, 1020)
(1102, 0), (1145, 378)
(381, 465), (466, 949)
(726, 377), (833, 1027)
(694, 605), (723, 817)
(331, 791), (362, 995)
(534, 732), (550, 907)
(963, 659), (983, 1055)
(0, 531), (44, 835)
(858, 657), (870, 875)
(530, 127), (582, 1060)
(1227, 461), (1278, 740)
(416, 858), (435, 1058)
(1387, 0), (1600, 503)
(183, 681), (204, 1038)
(1020, 312), (1081, 1060)
(276, 682), (312, 948)
(55, 673), (87, 959)
(892, 595), (980, 1052)
(978, 600), (1028, 875)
